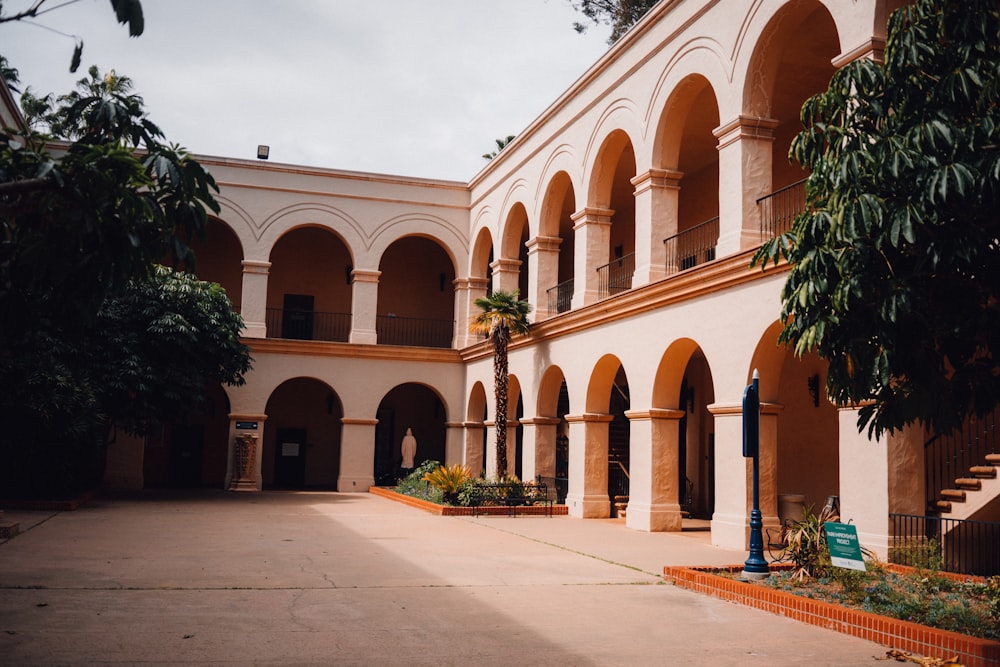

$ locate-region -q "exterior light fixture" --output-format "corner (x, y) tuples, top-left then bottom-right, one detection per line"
(257, 145), (270, 160)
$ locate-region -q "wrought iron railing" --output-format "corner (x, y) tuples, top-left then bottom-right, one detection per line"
(756, 178), (807, 240)
(608, 460), (630, 500)
(546, 278), (574, 314)
(597, 253), (634, 299)
(889, 513), (1000, 576)
(925, 407), (999, 509)
(664, 217), (719, 275)
(376, 315), (454, 348)
(265, 308), (351, 342)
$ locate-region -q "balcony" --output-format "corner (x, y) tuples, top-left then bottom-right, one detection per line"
(757, 178), (807, 240)
(597, 253), (635, 300)
(664, 217), (719, 275)
(265, 308), (351, 342)
(546, 278), (574, 314)
(376, 315), (454, 348)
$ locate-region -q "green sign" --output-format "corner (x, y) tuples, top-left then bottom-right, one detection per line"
(824, 522), (866, 571)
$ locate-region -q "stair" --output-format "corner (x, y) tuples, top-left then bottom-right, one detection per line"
(934, 453), (1000, 518)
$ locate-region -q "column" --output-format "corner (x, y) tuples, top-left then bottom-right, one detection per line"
(226, 414), (267, 491)
(625, 409), (685, 532)
(631, 169), (681, 286)
(464, 422), (486, 477)
(349, 269), (380, 345)
(240, 260), (270, 339)
(759, 402), (783, 540)
(564, 413), (612, 518)
(456, 276), (489, 348)
(337, 418), (377, 491)
(838, 407), (924, 559)
(707, 403), (749, 549)
(713, 116), (777, 256)
(444, 421), (465, 467)
(526, 235), (562, 321)
(519, 416), (560, 482)
(490, 258), (522, 295)
(570, 208), (613, 309)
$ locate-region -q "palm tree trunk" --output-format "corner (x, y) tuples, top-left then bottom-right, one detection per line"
(493, 326), (510, 477)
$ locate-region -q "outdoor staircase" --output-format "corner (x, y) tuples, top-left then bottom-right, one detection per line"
(931, 453), (1000, 519)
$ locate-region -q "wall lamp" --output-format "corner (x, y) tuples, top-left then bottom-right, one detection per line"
(256, 144), (270, 160)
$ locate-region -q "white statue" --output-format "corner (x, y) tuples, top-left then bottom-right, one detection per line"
(400, 427), (417, 469)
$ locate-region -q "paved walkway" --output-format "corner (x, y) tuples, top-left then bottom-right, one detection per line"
(0, 491), (892, 665)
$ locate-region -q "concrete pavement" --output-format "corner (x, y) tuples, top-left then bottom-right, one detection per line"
(0, 490), (892, 665)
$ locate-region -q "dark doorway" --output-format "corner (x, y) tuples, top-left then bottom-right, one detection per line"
(282, 294), (314, 340)
(169, 424), (204, 487)
(373, 408), (396, 486)
(274, 428), (307, 488)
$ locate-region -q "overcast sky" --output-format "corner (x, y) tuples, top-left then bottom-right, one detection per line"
(2, 0), (612, 181)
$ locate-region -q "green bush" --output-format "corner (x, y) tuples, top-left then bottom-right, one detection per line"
(394, 460), (444, 504)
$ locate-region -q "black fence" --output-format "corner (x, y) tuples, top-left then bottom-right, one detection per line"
(265, 309), (351, 342)
(889, 513), (1000, 577)
(664, 216), (719, 275)
(597, 253), (635, 299)
(546, 278), (574, 314)
(925, 407), (999, 509)
(376, 315), (454, 348)
(756, 178), (806, 240)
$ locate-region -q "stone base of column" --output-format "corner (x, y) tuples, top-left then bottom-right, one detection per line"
(338, 475), (375, 492)
(229, 479), (258, 492)
(565, 493), (610, 518)
(625, 501), (683, 532)
(711, 512), (749, 550)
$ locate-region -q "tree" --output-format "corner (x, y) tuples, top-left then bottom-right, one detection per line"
(482, 135), (515, 161)
(752, 0), (1000, 438)
(0, 65), (237, 497)
(571, 0), (660, 45)
(0, 0), (144, 72)
(470, 290), (532, 477)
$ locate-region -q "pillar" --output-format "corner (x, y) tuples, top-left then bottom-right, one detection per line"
(337, 418), (377, 491)
(226, 414), (267, 491)
(631, 169), (681, 286)
(464, 422), (486, 477)
(519, 416), (560, 482)
(564, 413), (612, 518)
(240, 260), (270, 339)
(570, 208), (613, 309)
(456, 277), (489, 348)
(713, 116), (777, 256)
(526, 235), (562, 321)
(444, 421), (465, 467)
(625, 409), (685, 532)
(349, 269), (380, 345)
(708, 403), (748, 548)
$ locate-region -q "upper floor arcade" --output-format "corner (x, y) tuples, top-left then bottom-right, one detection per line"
(181, 0), (901, 350)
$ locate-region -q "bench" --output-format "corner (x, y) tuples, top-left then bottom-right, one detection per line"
(468, 480), (554, 517)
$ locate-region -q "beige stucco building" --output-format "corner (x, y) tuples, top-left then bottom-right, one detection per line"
(79, 0), (997, 558)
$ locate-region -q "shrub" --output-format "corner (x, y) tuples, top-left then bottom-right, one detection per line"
(394, 460), (444, 504)
(422, 464), (471, 504)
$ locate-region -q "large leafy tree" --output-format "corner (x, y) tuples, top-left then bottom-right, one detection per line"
(470, 290), (531, 477)
(753, 0), (1000, 438)
(571, 0), (660, 45)
(0, 65), (242, 497)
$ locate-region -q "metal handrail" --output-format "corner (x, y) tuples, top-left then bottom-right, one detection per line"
(376, 314), (454, 348)
(664, 216), (719, 275)
(890, 513), (1000, 576)
(265, 308), (351, 342)
(925, 407), (999, 509)
(756, 178), (807, 240)
(546, 278), (574, 314)
(597, 252), (635, 299)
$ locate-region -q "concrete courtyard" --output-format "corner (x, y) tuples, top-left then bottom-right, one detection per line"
(0, 491), (892, 665)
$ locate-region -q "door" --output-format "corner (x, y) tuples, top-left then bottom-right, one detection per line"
(274, 428), (307, 488)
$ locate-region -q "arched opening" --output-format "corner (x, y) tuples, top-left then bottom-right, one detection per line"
(374, 383), (447, 483)
(680, 350), (716, 519)
(263, 378), (343, 489)
(538, 172), (577, 314)
(590, 131), (637, 298)
(377, 236), (456, 348)
(466, 382), (489, 477)
(500, 203), (530, 300)
(537, 366), (571, 502)
(267, 226), (353, 341)
(181, 217), (244, 310)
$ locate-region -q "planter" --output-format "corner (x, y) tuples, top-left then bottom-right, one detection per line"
(368, 486), (568, 516)
(663, 564), (1000, 667)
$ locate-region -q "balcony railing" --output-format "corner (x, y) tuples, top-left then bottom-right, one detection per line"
(546, 278), (574, 314)
(376, 315), (454, 348)
(925, 407), (999, 509)
(756, 178), (807, 240)
(265, 308), (351, 342)
(664, 217), (719, 275)
(597, 253), (634, 299)
(890, 513), (1000, 576)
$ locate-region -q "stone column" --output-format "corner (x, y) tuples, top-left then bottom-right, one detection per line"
(464, 422), (486, 477)
(570, 208), (613, 309)
(349, 269), (380, 345)
(759, 402), (783, 540)
(707, 403), (748, 549)
(713, 116), (777, 256)
(564, 413), (612, 518)
(631, 169), (681, 286)
(483, 420), (498, 478)
(240, 260), (270, 339)
(337, 418), (377, 491)
(226, 414), (267, 491)
(838, 407), (924, 559)
(444, 421), (465, 467)
(625, 409), (685, 532)
(490, 258), (522, 295)
(519, 416), (560, 482)
(456, 277), (489, 348)
(526, 235), (562, 321)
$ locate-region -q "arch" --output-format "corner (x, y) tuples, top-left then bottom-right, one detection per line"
(367, 214), (465, 273)
(586, 354), (627, 414)
(377, 235), (456, 348)
(256, 203), (367, 262)
(469, 227), (494, 281)
(587, 128), (639, 210)
(466, 382), (489, 477)
(499, 202), (530, 298)
(263, 377), (343, 489)
(374, 383), (448, 484)
(181, 216), (245, 311)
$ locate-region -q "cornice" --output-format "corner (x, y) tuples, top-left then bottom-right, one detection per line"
(247, 338), (463, 364)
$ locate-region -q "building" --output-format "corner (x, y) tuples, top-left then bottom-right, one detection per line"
(16, 0), (999, 561)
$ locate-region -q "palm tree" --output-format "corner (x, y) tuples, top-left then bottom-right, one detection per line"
(470, 289), (532, 477)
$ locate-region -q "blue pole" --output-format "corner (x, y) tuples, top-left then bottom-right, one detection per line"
(743, 369), (769, 579)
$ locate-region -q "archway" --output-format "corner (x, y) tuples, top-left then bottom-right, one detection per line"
(374, 383), (447, 483)
(377, 237), (456, 348)
(263, 378), (343, 489)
